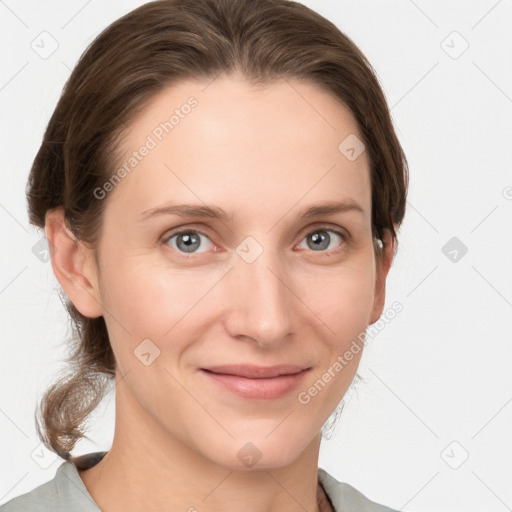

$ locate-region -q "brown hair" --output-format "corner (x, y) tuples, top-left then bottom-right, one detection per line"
(28, 0), (408, 460)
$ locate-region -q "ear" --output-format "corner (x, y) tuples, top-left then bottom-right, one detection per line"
(44, 208), (103, 318)
(369, 228), (396, 325)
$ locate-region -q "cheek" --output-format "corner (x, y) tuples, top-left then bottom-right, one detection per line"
(288, 262), (376, 429)
(299, 257), (376, 339)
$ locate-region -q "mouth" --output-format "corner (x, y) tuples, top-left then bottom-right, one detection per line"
(200, 365), (311, 400)
(201, 364), (310, 379)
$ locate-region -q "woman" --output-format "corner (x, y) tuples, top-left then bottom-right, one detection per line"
(1, 0), (408, 510)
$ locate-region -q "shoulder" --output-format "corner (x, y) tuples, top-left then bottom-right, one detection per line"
(318, 467), (402, 512)
(0, 453), (105, 512)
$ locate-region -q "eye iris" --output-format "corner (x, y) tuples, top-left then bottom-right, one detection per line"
(308, 231), (330, 251)
(177, 232), (200, 253)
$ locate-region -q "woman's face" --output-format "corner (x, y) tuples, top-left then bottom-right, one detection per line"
(86, 72), (391, 469)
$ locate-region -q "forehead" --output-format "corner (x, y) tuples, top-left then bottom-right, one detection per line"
(106, 73), (371, 225)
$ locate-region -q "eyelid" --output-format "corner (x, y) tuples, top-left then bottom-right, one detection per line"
(162, 224), (213, 242)
(298, 222), (348, 240)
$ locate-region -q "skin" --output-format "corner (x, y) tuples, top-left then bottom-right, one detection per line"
(45, 71), (395, 512)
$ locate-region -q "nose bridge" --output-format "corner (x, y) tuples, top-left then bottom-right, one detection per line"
(225, 240), (294, 346)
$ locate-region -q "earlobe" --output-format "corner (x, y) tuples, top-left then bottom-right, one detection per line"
(45, 208), (103, 318)
(369, 228), (396, 325)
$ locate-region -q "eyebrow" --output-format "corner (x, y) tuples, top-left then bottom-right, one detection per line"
(300, 199), (364, 218)
(139, 199), (365, 222)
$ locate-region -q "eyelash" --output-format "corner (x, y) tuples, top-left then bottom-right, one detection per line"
(162, 224), (347, 258)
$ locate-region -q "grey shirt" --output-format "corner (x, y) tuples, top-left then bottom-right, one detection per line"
(0, 452), (400, 511)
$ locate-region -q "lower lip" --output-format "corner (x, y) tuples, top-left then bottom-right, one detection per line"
(201, 369), (310, 400)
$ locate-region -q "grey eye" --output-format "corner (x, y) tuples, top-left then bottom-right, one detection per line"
(298, 229), (343, 252)
(166, 231), (213, 253)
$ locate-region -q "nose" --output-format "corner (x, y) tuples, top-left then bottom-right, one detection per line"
(223, 248), (295, 348)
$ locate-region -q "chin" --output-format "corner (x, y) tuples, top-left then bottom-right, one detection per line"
(201, 428), (316, 471)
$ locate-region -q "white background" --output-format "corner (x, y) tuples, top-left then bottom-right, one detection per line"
(1, 1), (511, 511)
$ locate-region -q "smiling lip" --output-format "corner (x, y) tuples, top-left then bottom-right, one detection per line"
(202, 364), (309, 378)
(200, 365), (311, 400)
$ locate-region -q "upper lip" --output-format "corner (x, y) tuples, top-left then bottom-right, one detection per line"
(202, 364), (310, 379)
